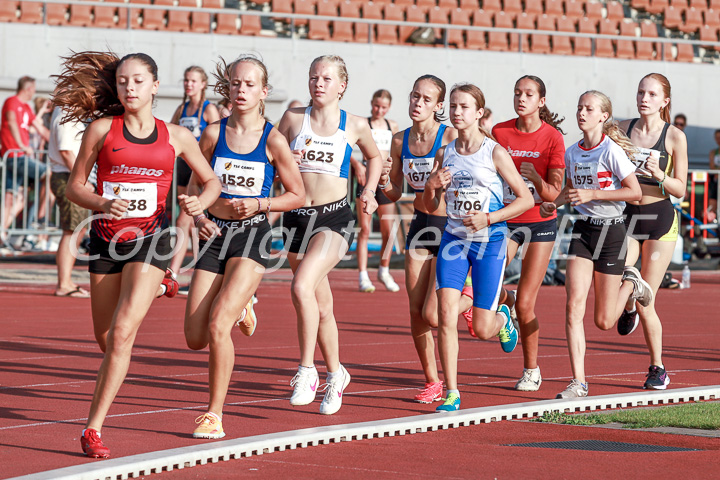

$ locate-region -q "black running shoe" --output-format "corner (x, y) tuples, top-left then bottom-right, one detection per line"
(644, 365), (670, 390)
(617, 309), (639, 336)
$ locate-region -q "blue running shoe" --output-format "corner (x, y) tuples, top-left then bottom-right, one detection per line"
(497, 304), (518, 353)
(435, 392), (461, 412)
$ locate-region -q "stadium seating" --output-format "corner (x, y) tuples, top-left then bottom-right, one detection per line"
(0, 1), (18, 22)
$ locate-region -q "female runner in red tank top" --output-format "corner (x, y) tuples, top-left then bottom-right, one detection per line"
(379, 75), (461, 404)
(492, 75), (566, 392)
(53, 51), (221, 459)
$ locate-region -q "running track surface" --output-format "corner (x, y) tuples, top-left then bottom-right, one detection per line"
(1, 268), (719, 479)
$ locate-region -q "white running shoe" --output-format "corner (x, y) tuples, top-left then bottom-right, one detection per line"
(377, 271), (400, 292)
(319, 365), (351, 415)
(622, 266), (653, 307)
(359, 278), (376, 293)
(290, 366), (320, 406)
(556, 379), (588, 399)
(515, 367), (542, 391)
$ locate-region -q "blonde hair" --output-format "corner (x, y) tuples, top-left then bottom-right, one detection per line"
(450, 83), (496, 141)
(310, 55), (348, 100)
(581, 90), (637, 158)
(372, 89), (392, 103)
(181, 66), (209, 121)
(640, 73), (672, 123)
(214, 55), (271, 116)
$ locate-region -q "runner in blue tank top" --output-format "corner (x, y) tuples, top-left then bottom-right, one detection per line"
(379, 75), (460, 404)
(168, 66), (220, 281)
(424, 83), (533, 412)
(183, 56), (305, 439)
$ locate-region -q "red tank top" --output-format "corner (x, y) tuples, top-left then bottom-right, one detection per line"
(93, 115), (176, 242)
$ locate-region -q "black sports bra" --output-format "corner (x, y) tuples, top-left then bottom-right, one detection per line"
(625, 119), (673, 187)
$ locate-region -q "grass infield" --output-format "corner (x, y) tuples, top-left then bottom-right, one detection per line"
(534, 401), (720, 430)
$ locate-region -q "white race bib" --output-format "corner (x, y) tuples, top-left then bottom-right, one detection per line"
(214, 157), (264, 196)
(629, 147), (657, 179)
(571, 162), (600, 189)
(446, 187), (490, 219)
(503, 176), (541, 203)
(371, 129), (392, 153)
(403, 157), (434, 190)
(102, 181), (157, 218)
(179, 116), (201, 139)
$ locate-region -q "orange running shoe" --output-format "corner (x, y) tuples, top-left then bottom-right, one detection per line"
(461, 285), (476, 338)
(414, 381), (443, 403)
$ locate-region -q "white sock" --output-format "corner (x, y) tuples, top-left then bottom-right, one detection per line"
(159, 284), (167, 296)
(525, 367), (540, 373)
(206, 411), (222, 421)
(447, 389), (460, 396)
(378, 265), (389, 277)
(82, 428), (99, 437)
(327, 365), (344, 381)
(359, 271), (370, 282)
(299, 364), (316, 373)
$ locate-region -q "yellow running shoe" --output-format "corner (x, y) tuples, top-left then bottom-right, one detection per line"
(235, 298), (258, 337)
(193, 412), (225, 439)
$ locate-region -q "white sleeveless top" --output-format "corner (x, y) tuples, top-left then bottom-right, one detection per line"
(443, 137), (506, 242)
(369, 118), (393, 155)
(289, 107), (353, 179)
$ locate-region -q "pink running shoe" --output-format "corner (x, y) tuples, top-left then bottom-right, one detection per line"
(414, 381), (443, 403)
(461, 285), (476, 338)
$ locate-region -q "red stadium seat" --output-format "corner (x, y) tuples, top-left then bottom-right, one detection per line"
(663, 5), (682, 28)
(0, 1), (18, 22)
(553, 16), (574, 55)
(636, 21), (658, 59)
(376, 3), (400, 44)
(646, 0), (668, 14)
(513, 12), (535, 51)
(308, 19), (330, 39)
(215, 11), (238, 34)
(68, 0), (92, 26)
(45, 2), (68, 25)
(688, 0), (706, 7)
(574, 16), (596, 55)
(482, 0), (501, 13)
(466, 8), (489, 48)
(595, 18), (616, 58)
(711, 0), (720, 9)
(598, 18), (618, 34)
(488, 10), (511, 50)
(585, 1), (602, 23)
(524, 0), (543, 16)
(416, 0), (437, 11)
(438, 0), (459, 9)
(317, 0), (339, 15)
(674, 42), (694, 61)
(699, 24), (719, 48)
(680, 7), (703, 33)
(141, 0), (170, 30)
(545, 0), (564, 16)
(331, 20), (354, 41)
(605, 0), (624, 21)
(503, 0), (522, 15)
(448, 8), (470, 47)
(459, 0), (479, 11)
(293, 0), (315, 26)
(564, 0), (585, 21)
(272, 0), (292, 21)
(167, 0), (194, 32)
(669, 0), (688, 7)
(401, 4), (426, 42)
(93, 1), (118, 28)
(616, 21), (638, 59)
(428, 6), (450, 39)
(531, 14), (553, 53)
(239, 14), (262, 35)
(705, 9), (720, 28)
(630, 0), (650, 11)
(394, 0), (413, 6)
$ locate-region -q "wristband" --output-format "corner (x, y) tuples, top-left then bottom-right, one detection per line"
(266, 197), (272, 213)
(486, 212), (492, 226)
(378, 178), (390, 190)
(658, 172), (667, 196)
(255, 198), (262, 214)
(193, 214), (206, 226)
(364, 189), (375, 196)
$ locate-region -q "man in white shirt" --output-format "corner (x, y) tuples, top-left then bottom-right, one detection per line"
(48, 106), (90, 297)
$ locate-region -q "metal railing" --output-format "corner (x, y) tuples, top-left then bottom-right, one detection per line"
(20, 0), (720, 58)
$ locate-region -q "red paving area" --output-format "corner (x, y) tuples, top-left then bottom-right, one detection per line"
(1, 268), (719, 479)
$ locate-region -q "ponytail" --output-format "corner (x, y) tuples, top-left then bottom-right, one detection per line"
(604, 120), (638, 159)
(52, 51), (158, 124)
(538, 105), (565, 134)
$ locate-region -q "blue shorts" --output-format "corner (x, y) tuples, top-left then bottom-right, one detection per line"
(436, 230), (506, 310)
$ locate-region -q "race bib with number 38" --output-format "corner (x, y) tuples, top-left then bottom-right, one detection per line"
(214, 157), (264, 197)
(102, 181), (157, 218)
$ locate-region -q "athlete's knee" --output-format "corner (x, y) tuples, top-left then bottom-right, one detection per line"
(184, 326), (208, 350)
(594, 314), (615, 331)
(422, 305), (439, 329)
(515, 297), (536, 323)
(105, 323), (137, 353)
(290, 279), (313, 306)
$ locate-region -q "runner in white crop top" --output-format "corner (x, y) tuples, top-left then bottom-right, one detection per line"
(277, 55), (383, 416)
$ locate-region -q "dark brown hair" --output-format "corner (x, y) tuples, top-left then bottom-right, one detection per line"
(17, 76), (35, 93)
(52, 51), (158, 124)
(450, 83), (496, 141)
(412, 74), (447, 122)
(515, 75), (565, 134)
(214, 55), (271, 116)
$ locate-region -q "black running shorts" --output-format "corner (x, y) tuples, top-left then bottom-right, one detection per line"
(195, 212), (272, 274)
(405, 210), (446, 257)
(568, 217), (626, 275)
(89, 230), (171, 275)
(282, 198), (355, 254)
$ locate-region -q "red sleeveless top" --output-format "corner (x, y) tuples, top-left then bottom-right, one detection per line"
(93, 115), (176, 242)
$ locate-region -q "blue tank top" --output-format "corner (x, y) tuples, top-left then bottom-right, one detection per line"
(211, 118), (276, 200)
(401, 124), (448, 192)
(179, 99), (211, 141)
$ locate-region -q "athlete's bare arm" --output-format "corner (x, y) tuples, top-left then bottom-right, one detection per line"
(265, 128), (305, 212)
(379, 132), (405, 203)
(492, 145), (534, 223)
(422, 146), (448, 213)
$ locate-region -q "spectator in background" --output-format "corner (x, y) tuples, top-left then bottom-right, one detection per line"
(30, 96), (52, 152)
(673, 113), (686, 131)
(708, 129), (720, 223)
(217, 98), (231, 119)
(480, 107), (494, 131)
(48, 105), (90, 297)
(1, 76), (50, 248)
